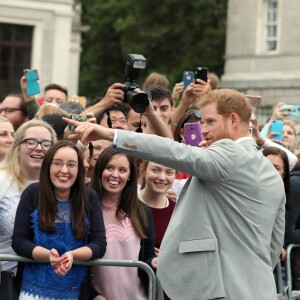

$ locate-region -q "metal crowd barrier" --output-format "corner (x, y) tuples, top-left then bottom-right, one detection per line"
(0, 254), (164, 300)
(285, 244), (300, 300)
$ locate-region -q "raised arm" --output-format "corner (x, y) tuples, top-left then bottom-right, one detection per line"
(82, 83), (125, 118)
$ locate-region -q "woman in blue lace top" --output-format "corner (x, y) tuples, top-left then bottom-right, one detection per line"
(12, 140), (107, 300)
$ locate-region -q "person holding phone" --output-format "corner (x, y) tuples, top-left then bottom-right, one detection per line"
(251, 114), (297, 172)
(171, 76), (211, 133)
(65, 88), (285, 300)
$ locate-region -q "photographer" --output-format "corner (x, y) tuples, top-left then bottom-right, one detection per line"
(83, 83), (125, 120)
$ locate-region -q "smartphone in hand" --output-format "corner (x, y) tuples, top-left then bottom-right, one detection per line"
(281, 105), (300, 117)
(67, 114), (88, 131)
(182, 71), (195, 89)
(195, 67), (208, 83)
(184, 122), (202, 146)
(245, 95), (262, 107)
(270, 120), (283, 141)
(25, 69), (40, 96)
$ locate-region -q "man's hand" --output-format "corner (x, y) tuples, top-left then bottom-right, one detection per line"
(252, 119), (266, 146)
(20, 69), (35, 102)
(193, 79), (212, 98)
(63, 118), (115, 145)
(268, 132), (288, 148)
(100, 83), (125, 109)
(270, 102), (290, 121)
(171, 82), (184, 101)
(181, 84), (197, 107)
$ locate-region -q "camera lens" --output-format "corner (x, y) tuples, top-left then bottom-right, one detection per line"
(128, 92), (149, 113)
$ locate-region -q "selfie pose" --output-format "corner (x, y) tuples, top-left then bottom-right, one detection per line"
(65, 88), (285, 300)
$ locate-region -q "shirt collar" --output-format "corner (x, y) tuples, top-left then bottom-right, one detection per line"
(235, 136), (254, 144)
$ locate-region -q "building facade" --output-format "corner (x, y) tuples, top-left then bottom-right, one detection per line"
(0, 0), (84, 99)
(221, 0), (300, 120)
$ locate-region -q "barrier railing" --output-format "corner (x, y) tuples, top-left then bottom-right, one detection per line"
(0, 254), (164, 300)
(285, 244), (300, 300)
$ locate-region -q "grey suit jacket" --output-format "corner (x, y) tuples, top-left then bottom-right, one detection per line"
(116, 131), (285, 300)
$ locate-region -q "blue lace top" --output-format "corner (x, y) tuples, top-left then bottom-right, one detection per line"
(21, 200), (90, 300)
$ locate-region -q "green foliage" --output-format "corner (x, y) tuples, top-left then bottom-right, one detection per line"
(78, 0), (228, 101)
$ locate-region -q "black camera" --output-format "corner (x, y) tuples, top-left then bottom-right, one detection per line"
(120, 54), (149, 113)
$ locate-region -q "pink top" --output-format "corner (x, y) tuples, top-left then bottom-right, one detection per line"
(92, 200), (147, 300)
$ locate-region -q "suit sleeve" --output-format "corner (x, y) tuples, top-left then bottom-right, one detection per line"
(270, 193), (286, 269)
(116, 130), (236, 182)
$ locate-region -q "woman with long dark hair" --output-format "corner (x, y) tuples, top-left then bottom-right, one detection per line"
(12, 140), (106, 300)
(90, 146), (156, 300)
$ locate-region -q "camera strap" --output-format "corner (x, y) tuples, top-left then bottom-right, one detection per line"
(135, 114), (143, 133)
(106, 110), (112, 128)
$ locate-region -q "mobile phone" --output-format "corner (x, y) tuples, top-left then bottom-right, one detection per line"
(195, 67), (208, 83)
(281, 105), (300, 117)
(245, 95), (262, 107)
(184, 122), (202, 146)
(68, 114), (88, 131)
(25, 69), (40, 96)
(270, 120), (283, 141)
(183, 71), (195, 89)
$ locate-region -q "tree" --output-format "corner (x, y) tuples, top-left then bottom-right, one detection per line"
(77, 0), (228, 101)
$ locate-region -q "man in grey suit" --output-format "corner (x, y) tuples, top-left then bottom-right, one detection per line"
(66, 89), (285, 300)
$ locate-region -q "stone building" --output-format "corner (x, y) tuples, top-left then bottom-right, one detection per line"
(0, 0), (85, 99)
(221, 0), (300, 121)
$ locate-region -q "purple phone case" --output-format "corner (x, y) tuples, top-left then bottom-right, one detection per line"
(184, 122), (202, 146)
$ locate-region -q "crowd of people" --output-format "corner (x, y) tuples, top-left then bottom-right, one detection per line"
(0, 68), (299, 300)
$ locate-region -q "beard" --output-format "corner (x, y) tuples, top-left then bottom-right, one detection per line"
(205, 124), (231, 146)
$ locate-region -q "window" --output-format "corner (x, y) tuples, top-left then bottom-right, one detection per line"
(0, 23), (33, 100)
(266, 0), (278, 51)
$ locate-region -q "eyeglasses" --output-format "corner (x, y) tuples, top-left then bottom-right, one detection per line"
(51, 159), (78, 170)
(21, 138), (53, 151)
(0, 108), (24, 114)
